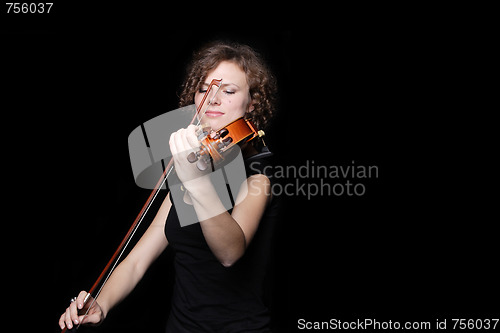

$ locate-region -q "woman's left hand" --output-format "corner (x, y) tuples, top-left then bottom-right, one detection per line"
(169, 125), (210, 190)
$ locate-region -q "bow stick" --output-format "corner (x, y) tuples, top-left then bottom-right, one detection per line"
(62, 78), (223, 332)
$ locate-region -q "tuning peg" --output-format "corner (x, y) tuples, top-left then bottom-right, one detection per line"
(196, 158), (208, 171)
(209, 128), (229, 140)
(219, 128), (229, 138)
(187, 152), (199, 163)
(217, 136), (233, 150)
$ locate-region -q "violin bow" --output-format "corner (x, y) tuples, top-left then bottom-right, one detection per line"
(64, 79), (223, 332)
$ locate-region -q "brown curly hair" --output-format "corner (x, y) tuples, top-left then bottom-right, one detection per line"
(179, 41), (277, 131)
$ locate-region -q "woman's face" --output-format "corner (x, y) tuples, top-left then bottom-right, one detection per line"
(194, 61), (254, 131)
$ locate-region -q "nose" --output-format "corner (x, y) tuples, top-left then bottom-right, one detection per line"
(208, 90), (221, 106)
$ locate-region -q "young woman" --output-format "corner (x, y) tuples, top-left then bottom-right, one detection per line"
(59, 41), (280, 332)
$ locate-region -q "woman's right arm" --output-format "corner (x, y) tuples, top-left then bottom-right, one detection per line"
(59, 192), (172, 330)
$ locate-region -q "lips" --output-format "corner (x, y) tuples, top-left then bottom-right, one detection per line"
(205, 110), (224, 118)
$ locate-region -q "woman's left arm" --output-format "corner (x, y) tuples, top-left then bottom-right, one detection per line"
(188, 174), (271, 267)
(170, 125), (271, 267)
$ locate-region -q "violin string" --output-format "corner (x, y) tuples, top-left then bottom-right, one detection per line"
(76, 80), (222, 328)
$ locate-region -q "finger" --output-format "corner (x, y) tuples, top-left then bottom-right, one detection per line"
(186, 125), (200, 149)
(65, 307), (73, 329)
(76, 290), (88, 310)
(69, 298), (80, 325)
(170, 129), (187, 153)
(59, 313), (66, 329)
(171, 129), (188, 158)
(174, 128), (189, 152)
(169, 132), (178, 155)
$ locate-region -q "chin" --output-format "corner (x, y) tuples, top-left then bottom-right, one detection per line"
(203, 116), (228, 131)
(201, 118), (220, 131)
(202, 113), (246, 131)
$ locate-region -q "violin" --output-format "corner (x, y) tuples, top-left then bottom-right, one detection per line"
(60, 78), (265, 332)
(188, 116), (264, 171)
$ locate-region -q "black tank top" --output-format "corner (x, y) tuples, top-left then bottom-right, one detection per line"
(164, 151), (279, 332)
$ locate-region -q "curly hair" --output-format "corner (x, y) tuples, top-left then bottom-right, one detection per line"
(179, 41), (277, 131)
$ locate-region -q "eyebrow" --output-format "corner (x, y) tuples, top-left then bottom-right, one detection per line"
(201, 82), (240, 89)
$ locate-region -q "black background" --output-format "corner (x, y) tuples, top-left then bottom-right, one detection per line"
(2, 4), (497, 333)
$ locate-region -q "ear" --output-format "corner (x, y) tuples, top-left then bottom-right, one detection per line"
(247, 101), (255, 113)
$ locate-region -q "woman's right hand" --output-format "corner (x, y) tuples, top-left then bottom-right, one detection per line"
(58, 290), (105, 330)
